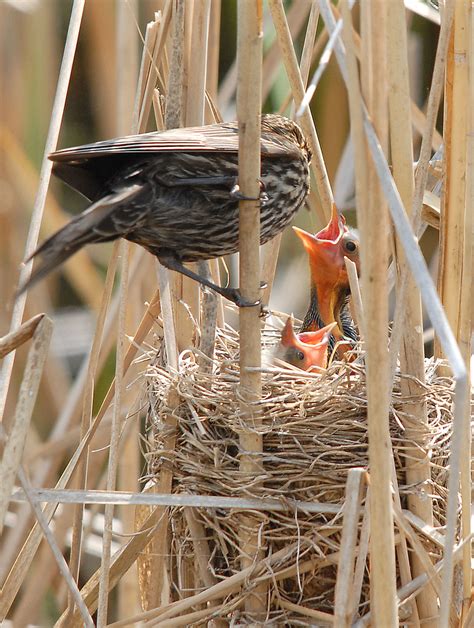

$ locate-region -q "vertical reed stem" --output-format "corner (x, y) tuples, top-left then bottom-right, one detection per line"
(358, 1), (397, 624)
(237, 0), (266, 620)
(387, 1), (437, 623)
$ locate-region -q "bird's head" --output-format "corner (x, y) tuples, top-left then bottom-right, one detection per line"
(279, 317), (336, 371)
(293, 204), (359, 339)
(293, 204), (360, 281)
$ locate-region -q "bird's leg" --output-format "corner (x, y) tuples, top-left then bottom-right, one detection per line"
(157, 252), (261, 307)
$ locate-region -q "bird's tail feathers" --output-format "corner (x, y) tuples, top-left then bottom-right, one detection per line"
(19, 185), (142, 294)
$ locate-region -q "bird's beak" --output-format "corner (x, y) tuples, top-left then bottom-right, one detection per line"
(298, 321), (337, 346)
(293, 205), (346, 264)
(316, 204), (346, 242)
(281, 315), (298, 347)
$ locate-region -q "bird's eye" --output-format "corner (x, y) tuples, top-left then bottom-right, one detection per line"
(296, 350), (305, 361)
(343, 239), (357, 253)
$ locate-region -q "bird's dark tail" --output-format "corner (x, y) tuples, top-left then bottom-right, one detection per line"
(18, 185), (142, 294)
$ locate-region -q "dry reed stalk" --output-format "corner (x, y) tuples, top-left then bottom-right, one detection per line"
(1, 247), (148, 615)
(168, 0), (206, 353)
(334, 469), (365, 627)
(0, 0), (84, 423)
(344, 258), (364, 339)
(17, 469), (94, 628)
(0, 313), (44, 359)
(438, 0), (468, 349)
(10, 501), (74, 626)
(185, 0), (219, 371)
(0, 316), (52, 535)
(300, 1), (320, 87)
(0, 127), (104, 311)
(410, 103), (443, 151)
(437, 3), (470, 622)
(147, 605), (229, 627)
(64, 244), (120, 624)
(350, 1), (397, 624)
(458, 0), (474, 609)
(135, 0), (188, 611)
(218, 1), (310, 114)
(109, 541), (305, 627)
(355, 540), (468, 627)
(389, 459), (421, 627)
(115, 2), (141, 619)
(392, 506), (442, 597)
(96, 2), (141, 622)
(350, 493), (370, 621)
(277, 599), (334, 624)
(96, 234), (128, 624)
(387, 1), (438, 622)
(138, 3), (172, 131)
(260, 3), (321, 306)
(269, 0), (333, 224)
(362, 113), (468, 628)
(206, 0), (221, 105)
(0, 258), (152, 618)
(236, 1), (266, 619)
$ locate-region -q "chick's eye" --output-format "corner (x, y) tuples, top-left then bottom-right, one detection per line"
(344, 239), (357, 253)
(296, 350), (305, 361)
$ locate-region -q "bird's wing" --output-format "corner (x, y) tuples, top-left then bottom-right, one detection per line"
(49, 122), (297, 162)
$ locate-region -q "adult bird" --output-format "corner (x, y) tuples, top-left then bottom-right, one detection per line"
(293, 204), (360, 358)
(20, 114), (311, 306)
(276, 317), (336, 371)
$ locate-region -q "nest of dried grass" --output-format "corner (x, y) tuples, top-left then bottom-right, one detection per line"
(143, 324), (454, 623)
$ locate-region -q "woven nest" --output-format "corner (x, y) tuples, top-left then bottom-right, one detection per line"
(143, 323), (454, 624)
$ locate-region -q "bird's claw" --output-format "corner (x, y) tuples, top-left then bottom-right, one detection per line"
(230, 180), (268, 205)
(220, 287), (260, 308)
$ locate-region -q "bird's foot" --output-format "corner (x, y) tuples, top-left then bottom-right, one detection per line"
(230, 180), (269, 205)
(219, 287), (260, 308)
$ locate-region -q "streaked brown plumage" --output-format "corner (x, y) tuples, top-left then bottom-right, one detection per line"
(20, 114), (311, 305)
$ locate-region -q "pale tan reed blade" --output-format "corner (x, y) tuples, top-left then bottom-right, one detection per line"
(96, 0), (143, 618)
(0, 0), (85, 424)
(299, 2), (320, 88)
(219, 2), (310, 113)
(392, 506), (442, 597)
(340, 1), (397, 625)
(260, 3), (321, 307)
(138, 4), (173, 132)
(0, 313), (44, 359)
(186, 1), (220, 369)
(17, 468), (94, 628)
(387, 1), (437, 622)
(96, 243), (131, 627)
(277, 599), (334, 624)
(349, 491), (370, 622)
(268, 0), (333, 225)
(334, 469), (366, 627)
(0, 256), (148, 619)
(344, 258), (364, 339)
(389, 462), (421, 627)
(458, 0), (474, 608)
(236, 1), (266, 619)
(0, 127), (104, 311)
(0, 316), (52, 536)
(108, 542), (304, 627)
(65, 242), (120, 625)
(115, 4), (140, 617)
(354, 539), (470, 627)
